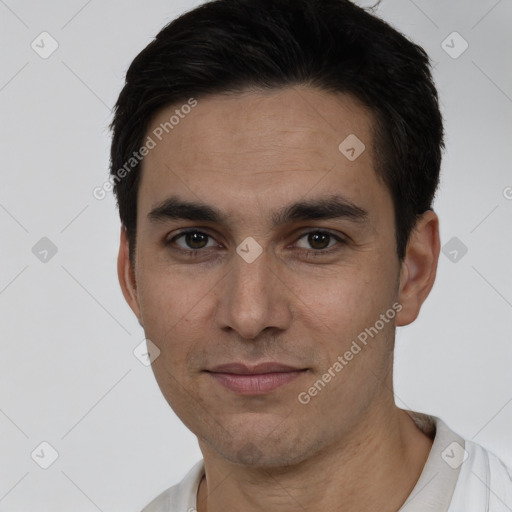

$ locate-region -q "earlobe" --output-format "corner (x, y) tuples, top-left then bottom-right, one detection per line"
(117, 226), (142, 324)
(396, 210), (440, 327)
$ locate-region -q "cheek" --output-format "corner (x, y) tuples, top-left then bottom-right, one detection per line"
(296, 268), (398, 389)
(286, 263), (400, 385)
(135, 259), (231, 386)
(136, 266), (199, 355)
(137, 256), (217, 320)
(136, 269), (211, 415)
(287, 261), (394, 326)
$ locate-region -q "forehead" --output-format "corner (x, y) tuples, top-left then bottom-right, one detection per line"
(137, 86), (387, 223)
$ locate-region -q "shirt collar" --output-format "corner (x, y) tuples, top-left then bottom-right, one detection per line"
(398, 410), (464, 511)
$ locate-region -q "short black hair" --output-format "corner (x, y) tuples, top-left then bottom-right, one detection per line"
(109, 0), (444, 263)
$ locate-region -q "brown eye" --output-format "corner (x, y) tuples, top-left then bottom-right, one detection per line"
(169, 230), (216, 251)
(184, 231), (209, 249)
(307, 232), (331, 250)
(296, 231), (340, 252)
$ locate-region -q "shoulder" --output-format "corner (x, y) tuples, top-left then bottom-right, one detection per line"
(140, 459), (205, 512)
(405, 410), (512, 511)
(450, 440), (512, 511)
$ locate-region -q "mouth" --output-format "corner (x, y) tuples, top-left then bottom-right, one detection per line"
(205, 362), (308, 395)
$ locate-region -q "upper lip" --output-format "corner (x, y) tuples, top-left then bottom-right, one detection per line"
(206, 362), (306, 374)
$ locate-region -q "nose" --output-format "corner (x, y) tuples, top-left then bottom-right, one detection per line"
(215, 245), (292, 340)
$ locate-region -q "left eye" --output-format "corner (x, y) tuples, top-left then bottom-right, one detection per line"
(295, 231), (341, 251)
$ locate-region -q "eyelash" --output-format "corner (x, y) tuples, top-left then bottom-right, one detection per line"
(165, 229), (347, 258)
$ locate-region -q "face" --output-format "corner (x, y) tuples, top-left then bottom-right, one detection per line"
(118, 86), (430, 467)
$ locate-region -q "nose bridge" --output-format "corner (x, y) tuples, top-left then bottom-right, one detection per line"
(218, 246), (287, 339)
(233, 248), (274, 314)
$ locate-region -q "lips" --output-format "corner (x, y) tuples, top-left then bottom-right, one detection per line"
(208, 362), (304, 374)
(205, 362), (308, 394)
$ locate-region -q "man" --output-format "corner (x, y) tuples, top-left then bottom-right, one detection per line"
(110, 0), (512, 510)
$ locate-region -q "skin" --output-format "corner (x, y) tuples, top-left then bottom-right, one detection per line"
(118, 86), (440, 511)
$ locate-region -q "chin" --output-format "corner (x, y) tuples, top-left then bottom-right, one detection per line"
(206, 426), (319, 469)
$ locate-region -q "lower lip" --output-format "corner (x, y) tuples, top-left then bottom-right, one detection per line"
(207, 370), (306, 395)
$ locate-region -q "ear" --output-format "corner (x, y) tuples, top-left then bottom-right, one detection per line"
(117, 226), (143, 325)
(396, 210), (440, 326)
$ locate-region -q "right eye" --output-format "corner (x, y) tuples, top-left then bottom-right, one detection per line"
(166, 230), (219, 254)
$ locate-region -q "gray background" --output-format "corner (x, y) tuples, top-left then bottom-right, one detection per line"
(0, 0), (511, 510)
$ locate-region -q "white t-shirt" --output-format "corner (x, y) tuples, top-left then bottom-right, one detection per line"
(141, 411), (512, 511)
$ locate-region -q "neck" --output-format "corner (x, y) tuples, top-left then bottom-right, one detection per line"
(196, 405), (433, 512)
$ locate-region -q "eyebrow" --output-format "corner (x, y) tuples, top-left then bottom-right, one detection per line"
(147, 194), (369, 227)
